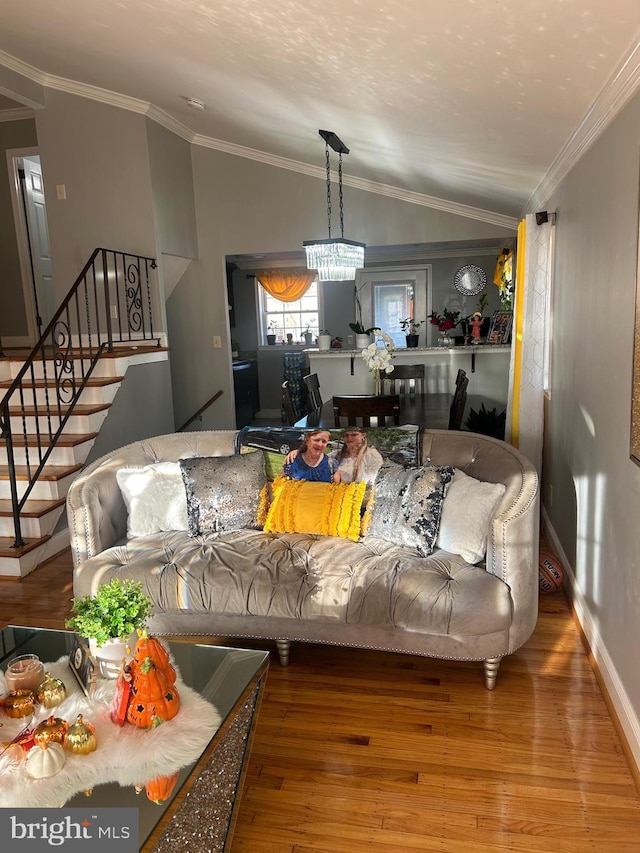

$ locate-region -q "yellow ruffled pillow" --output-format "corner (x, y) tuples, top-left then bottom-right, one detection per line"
(264, 477), (366, 541)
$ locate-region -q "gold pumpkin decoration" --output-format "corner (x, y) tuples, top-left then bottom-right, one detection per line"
(64, 714), (97, 755)
(34, 715), (69, 746)
(36, 672), (67, 709)
(2, 688), (35, 718)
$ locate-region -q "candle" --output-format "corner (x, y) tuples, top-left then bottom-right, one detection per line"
(4, 654), (45, 692)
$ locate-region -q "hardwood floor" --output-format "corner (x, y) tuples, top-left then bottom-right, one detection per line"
(2, 548), (640, 852)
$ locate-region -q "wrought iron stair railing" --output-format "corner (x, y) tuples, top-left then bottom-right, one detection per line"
(0, 247), (158, 549)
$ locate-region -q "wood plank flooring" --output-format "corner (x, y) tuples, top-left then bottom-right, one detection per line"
(2, 548), (639, 852)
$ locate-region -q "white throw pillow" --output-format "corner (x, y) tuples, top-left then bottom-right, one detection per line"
(436, 469), (506, 564)
(116, 461), (189, 538)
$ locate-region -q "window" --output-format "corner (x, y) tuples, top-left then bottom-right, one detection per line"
(260, 280), (320, 343)
(372, 282), (416, 348)
(355, 267), (430, 345)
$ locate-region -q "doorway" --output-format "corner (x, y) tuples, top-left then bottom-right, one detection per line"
(7, 148), (55, 344)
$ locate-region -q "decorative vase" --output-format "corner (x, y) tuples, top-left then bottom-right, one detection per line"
(374, 371), (383, 396)
(439, 331), (453, 347)
(356, 333), (371, 349)
(89, 634), (137, 679)
(405, 334), (419, 348)
(266, 334), (276, 346)
(304, 332), (313, 345)
(317, 334), (332, 351)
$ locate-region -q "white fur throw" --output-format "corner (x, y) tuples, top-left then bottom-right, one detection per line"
(436, 468), (506, 564)
(116, 462), (189, 538)
(0, 657), (222, 808)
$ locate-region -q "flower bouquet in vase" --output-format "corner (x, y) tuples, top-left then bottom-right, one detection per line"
(361, 330), (395, 394)
(429, 308), (460, 347)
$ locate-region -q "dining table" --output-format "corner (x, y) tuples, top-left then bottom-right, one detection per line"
(294, 392), (452, 429)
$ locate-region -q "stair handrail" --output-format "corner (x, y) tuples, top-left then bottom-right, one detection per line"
(0, 247), (158, 548)
(177, 390), (224, 432)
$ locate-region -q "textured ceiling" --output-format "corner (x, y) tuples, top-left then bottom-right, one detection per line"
(1, 0), (639, 219)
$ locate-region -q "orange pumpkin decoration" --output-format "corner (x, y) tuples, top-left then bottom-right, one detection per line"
(145, 770), (180, 804)
(125, 632), (180, 729)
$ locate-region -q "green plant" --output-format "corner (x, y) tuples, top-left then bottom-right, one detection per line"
(399, 318), (424, 334)
(477, 294), (489, 315)
(66, 578), (152, 646)
(349, 322), (378, 335)
(465, 403), (506, 439)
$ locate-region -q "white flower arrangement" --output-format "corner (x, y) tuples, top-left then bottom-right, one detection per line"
(361, 329), (395, 376)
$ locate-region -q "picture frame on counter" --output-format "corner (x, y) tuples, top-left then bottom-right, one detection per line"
(488, 311), (513, 345)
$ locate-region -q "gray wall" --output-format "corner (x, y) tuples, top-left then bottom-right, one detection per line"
(146, 120), (198, 260)
(167, 146), (514, 429)
(0, 118), (38, 338)
(545, 88), (640, 752)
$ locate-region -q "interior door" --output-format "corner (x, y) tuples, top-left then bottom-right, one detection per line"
(21, 156), (55, 333)
(355, 267), (431, 345)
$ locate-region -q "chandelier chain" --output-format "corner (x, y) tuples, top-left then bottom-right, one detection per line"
(338, 152), (344, 239)
(325, 142), (332, 240)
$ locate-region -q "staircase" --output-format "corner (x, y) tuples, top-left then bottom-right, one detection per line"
(0, 248), (163, 579)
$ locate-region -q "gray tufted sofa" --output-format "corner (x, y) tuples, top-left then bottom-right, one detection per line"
(68, 429), (539, 689)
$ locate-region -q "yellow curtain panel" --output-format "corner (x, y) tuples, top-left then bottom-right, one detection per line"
(256, 269), (316, 302)
(509, 219), (527, 447)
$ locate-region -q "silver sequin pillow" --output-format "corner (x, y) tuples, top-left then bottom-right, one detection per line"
(365, 461), (454, 556)
(179, 452), (266, 536)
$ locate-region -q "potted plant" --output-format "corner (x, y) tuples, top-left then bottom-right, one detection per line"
(399, 318), (423, 348)
(266, 321), (277, 346)
(349, 321), (378, 349)
(66, 578), (153, 678)
(317, 330), (332, 351)
(331, 336), (344, 349)
(303, 325), (314, 345)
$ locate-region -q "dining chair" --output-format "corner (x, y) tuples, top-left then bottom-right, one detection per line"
(282, 380), (298, 426)
(332, 394), (400, 428)
(448, 374), (469, 430)
(455, 368), (467, 390)
(302, 372), (323, 413)
(383, 363), (425, 395)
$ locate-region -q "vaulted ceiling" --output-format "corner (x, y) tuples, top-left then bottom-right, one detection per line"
(1, 1), (639, 222)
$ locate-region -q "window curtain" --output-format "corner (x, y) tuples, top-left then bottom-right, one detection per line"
(256, 269), (316, 302)
(506, 214), (554, 476)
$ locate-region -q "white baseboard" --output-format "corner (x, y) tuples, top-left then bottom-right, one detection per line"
(541, 505), (640, 776)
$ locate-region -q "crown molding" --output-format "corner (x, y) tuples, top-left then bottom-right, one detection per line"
(193, 133), (517, 229)
(0, 107), (33, 123)
(525, 37), (640, 213)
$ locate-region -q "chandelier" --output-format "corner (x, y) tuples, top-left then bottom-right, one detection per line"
(303, 129), (365, 281)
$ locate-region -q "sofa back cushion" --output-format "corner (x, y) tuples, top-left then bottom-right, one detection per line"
(179, 452), (266, 536)
(264, 478), (366, 541)
(436, 468), (506, 564)
(364, 461), (454, 556)
(116, 461), (190, 539)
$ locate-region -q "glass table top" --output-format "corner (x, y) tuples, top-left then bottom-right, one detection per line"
(0, 626), (269, 849)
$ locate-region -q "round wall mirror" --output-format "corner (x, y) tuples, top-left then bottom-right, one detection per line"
(454, 264), (487, 296)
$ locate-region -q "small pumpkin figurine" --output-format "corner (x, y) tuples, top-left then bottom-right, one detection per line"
(34, 715), (69, 746)
(126, 632), (180, 729)
(36, 672), (67, 709)
(25, 741), (66, 779)
(64, 714), (97, 755)
(145, 770), (180, 804)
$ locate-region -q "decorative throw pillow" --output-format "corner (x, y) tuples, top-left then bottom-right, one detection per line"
(263, 478), (366, 542)
(179, 452), (266, 536)
(364, 461), (454, 556)
(116, 461), (189, 539)
(436, 468), (506, 564)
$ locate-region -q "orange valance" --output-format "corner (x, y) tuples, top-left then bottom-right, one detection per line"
(256, 269), (316, 302)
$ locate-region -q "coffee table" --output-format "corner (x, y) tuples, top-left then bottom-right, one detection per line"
(0, 625), (269, 852)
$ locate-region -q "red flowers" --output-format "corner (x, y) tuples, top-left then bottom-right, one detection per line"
(429, 309), (460, 332)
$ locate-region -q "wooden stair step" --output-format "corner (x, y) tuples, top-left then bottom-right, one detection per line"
(0, 498), (66, 518)
(8, 403), (111, 416)
(0, 463), (83, 481)
(0, 376), (124, 390)
(1, 344), (168, 361)
(0, 432), (98, 447)
(0, 535), (51, 559)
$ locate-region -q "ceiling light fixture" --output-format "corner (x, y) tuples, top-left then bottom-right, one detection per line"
(303, 129), (365, 281)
